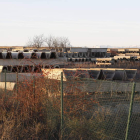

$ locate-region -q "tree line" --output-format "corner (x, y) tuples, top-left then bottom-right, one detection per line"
(26, 34), (71, 48)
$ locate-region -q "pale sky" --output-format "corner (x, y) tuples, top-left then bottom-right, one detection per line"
(0, 0), (140, 47)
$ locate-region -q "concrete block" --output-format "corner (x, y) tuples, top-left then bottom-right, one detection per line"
(78, 52), (83, 57)
(67, 52), (73, 58)
(91, 48), (107, 52)
(2, 52), (7, 59)
(23, 52), (32, 59)
(0, 73), (42, 82)
(11, 65), (22, 73)
(72, 58), (76, 62)
(54, 65), (60, 68)
(83, 52), (89, 57)
(88, 69), (101, 79)
(35, 52), (42, 59)
(125, 53), (139, 56)
(63, 52), (67, 57)
(0, 82), (15, 91)
(22, 65), (34, 73)
(45, 52), (51, 58)
(70, 48), (88, 52)
(117, 54), (125, 56)
(113, 69), (126, 80)
(125, 69), (137, 80)
(96, 63), (112, 66)
(114, 56), (130, 60)
(11, 52), (19, 59)
(91, 52), (95, 57)
(64, 70), (90, 80)
(73, 52), (79, 58)
(102, 69), (115, 80)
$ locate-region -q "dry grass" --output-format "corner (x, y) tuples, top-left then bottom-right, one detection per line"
(0, 68), (140, 140)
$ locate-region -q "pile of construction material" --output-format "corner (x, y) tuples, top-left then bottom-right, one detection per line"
(42, 68), (137, 81)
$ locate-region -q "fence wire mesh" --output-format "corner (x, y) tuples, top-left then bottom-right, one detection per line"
(0, 72), (139, 140)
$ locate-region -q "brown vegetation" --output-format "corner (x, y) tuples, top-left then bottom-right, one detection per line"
(0, 72), (139, 140)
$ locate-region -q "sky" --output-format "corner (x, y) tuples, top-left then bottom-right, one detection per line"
(0, 0), (140, 47)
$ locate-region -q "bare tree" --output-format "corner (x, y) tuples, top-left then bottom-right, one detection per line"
(26, 34), (71, 48)
(26, 38), (34, 47)
(26, 34), (45, 48)
(59, 37), (70, 48)
(33, 34), (45, 48)
(52, 37), (60, 48)
(45, 35), (54, 48)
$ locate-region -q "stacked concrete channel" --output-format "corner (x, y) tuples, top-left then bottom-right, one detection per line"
(0, 46), (139, 92)
(42, 68), (140, 94)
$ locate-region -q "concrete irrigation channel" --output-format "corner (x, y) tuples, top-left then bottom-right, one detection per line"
(42, 68), (137, 81)
(0, 67), (138, 94)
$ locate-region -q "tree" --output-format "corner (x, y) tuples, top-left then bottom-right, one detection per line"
(59, 37), (70, 48)
(52, 37), (60, 48)
(33, 34), (45, 48)
(26, 34), (45, 48)
(45, 35), (54, 48)
(26, 34), (71, 48)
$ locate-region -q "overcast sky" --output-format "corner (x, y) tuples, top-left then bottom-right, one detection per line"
(0, 0), (140, 47)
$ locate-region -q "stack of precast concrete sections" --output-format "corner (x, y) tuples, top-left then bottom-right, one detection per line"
(110, 48), (140, 62)
(0, 66), (42, 82)
(65, 48), (113, 66)
(96, 58), (112, 66)
(0, 66), (16, 91)
(0, 50), (56, 59)
(0, 50), (67, 68)
(42, 68), (137, 81)
(42, 68), (138, 94)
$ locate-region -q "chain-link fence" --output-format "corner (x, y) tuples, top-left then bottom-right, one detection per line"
(0, 71), (140, 140)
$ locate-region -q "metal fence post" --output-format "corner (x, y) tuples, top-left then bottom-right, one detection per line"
(33, 76), (35, 95)
(16, 72), (18, 95)
(33, 76), (35, 106)
(125, 82), (136, 140)
(5, 70), (6, 93)
(60, 72), (64, 140)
